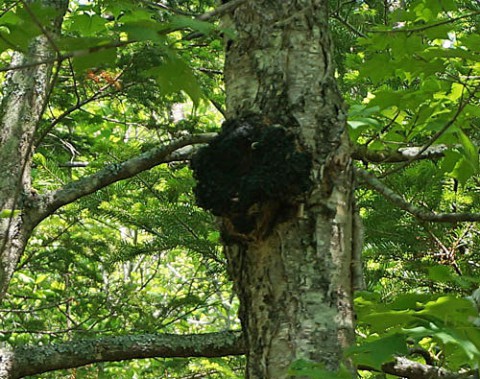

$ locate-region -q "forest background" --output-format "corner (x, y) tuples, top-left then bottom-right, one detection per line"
(1, 0), (480, 378)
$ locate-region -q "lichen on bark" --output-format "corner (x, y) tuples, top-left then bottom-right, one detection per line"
(218, 1), (356, 377)
(0, 0), (69, 301)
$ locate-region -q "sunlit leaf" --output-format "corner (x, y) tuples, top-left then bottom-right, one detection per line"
(0, 209), (21, 218)
(347, 334), (409, 370)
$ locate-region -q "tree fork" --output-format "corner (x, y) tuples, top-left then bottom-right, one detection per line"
(219, 1), (356, 377)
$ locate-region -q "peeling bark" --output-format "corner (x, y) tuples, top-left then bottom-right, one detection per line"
(221, 1), (355, 377)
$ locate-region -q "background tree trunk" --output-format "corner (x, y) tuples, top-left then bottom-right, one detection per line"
(222, 1), (355, 377)
(0, 0), (68, 300)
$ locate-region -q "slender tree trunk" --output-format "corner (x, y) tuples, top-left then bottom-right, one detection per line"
(222, 1), (355, 377)
(0, 0), (68, 300)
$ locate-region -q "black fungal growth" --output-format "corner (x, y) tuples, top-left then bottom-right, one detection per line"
(191, 116), (312, 240)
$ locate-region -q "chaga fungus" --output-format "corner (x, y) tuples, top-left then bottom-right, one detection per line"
(191, 116), (312, 241)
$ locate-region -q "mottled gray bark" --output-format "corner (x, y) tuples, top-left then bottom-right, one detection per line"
(222, 1), (355, 377)
(0, 0), (69, 300)
(380, 356), (471, 379)
(0, 331), (245, 379)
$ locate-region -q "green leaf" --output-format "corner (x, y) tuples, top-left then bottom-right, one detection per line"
(73, 47), (117, 72)
(0, 209), (21, 218)
(458, 130), (479, 172)
(420, 296), (477, 323)
(17, 272), (35, 284)
(118, 20), (165, 42)
(68, 14), (108, 35)
(0, 1), (62, 52)
(35, 274), (48, 285)
(347, 118), (380, 141)
(440, 149), (462, 173)
(169, 15), (215, 35)
(389, 293), (434, 310)
(461, 34), (480, 52)
(451, 158), (476, 186)
(347, 334), (409, 370)
(359, 55), (395, 84)
(0, 25), (41, 52)
(362, 310), (415, 332)
(406, 323), (480, 366)
(147, 55), (203, 106)
(368, 90), (404, 110)
(33, 152), (47, 167)
(428, 265), (455, 282)
(56, 36), (114, 52)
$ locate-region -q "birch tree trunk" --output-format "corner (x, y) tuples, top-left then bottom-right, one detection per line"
(222, 1), (355, 377)
(0, 0), (68, 300)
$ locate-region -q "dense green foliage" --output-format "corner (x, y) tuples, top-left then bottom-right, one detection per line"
(1, 0), (240, 377)
(1, 0), (480, 377)
(337, 0), (480, 375)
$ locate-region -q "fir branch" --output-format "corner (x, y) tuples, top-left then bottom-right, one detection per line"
(356, 167), (480, 223)
(33, 134), (216, 224)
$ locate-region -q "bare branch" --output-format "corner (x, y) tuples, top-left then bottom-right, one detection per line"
(32, 133), (216, 224)
(8, 331), (245, 379)
(197, 0), (247, 21)
(380, 356), (473, 379)
(57, 162), (89, 168)
(356, 167), (480, 223)
(35, 85), (122, 146)
(353, 144), (452, 163)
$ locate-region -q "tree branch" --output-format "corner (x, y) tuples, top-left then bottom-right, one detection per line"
(380, 356), (473, 379)
(0, 40), (133, 73)
(31, 134), (216, 224)
(353, 144), (451, 163)
(355, 167), (480, 223)
(196, 0), (247, 21)
(7, 331), (245, 379)
(371, 10), (480, 34)
(380, 83), (479, 177)
(331, 11), (367, 38)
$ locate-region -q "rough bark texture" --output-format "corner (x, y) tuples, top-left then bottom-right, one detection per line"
(222, 1), (355, 377)
(0, 331), (245, 379)
(0, 0), (68, 300)
(380, 357), (472, 379)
